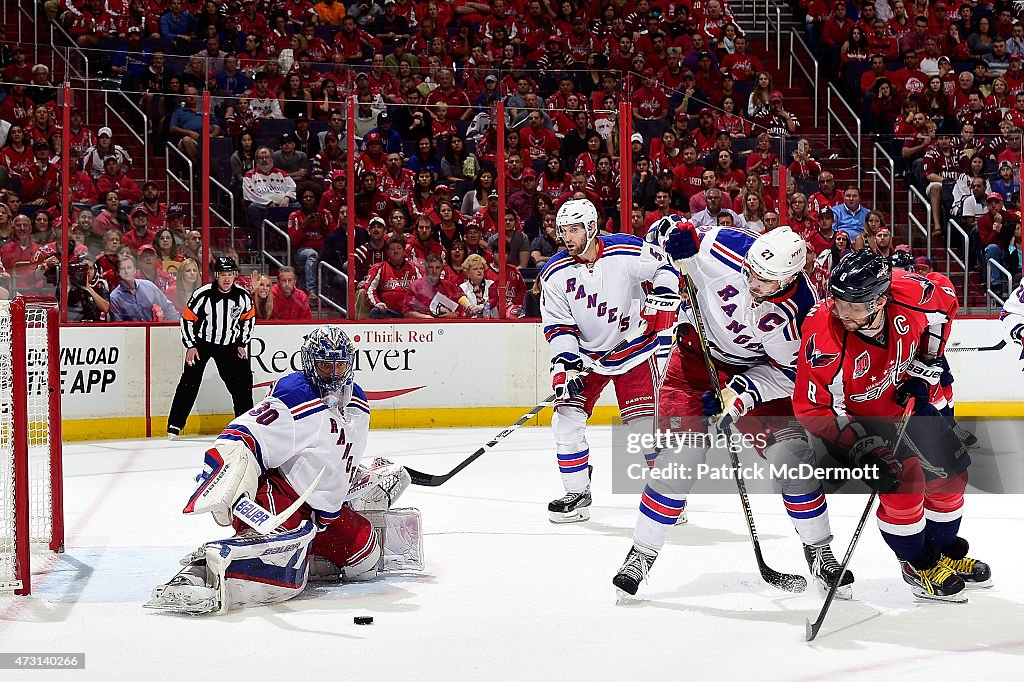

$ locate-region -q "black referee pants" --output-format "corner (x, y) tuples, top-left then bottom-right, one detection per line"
(167, 341), (254, 434)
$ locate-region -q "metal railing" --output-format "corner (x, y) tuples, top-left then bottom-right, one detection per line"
(52, 41), (90, 122)
(870, 142), (896, 224)
(788, 30), (819, 128)
(764, 3), (783, 70)
(317, 261), (348, 318)
(906, 185), (932, 257)
(986, 259), (1012, 314)
(260, 219), (291, 270)
(165, 142), (194, 225)
(208, 176), (236, 245)
(825, 83), (862, 187)
(946, 218), (970, 309)
(104, 89), (149, 183)
(17, 0), (38, 64)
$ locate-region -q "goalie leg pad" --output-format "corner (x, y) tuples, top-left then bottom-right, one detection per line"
(206, 521), (317, 614)
(347, 457), (412, 513)
(368, 508), (425, 572)
(183, 441), (261, 527)
(311, 506), (382, 581)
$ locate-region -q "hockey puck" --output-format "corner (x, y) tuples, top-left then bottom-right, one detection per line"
(354, 616), (374, 625)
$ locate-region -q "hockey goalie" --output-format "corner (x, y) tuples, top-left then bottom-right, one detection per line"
(145, 326), (424, 615)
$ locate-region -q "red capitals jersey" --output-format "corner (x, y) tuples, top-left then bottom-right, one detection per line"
(379, 168), (416, 206)
(793, 271), (958, 443)
(365, 258), (423, 311)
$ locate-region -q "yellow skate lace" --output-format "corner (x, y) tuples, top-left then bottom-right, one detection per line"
(940, 555), (976, 575)
(918, 561), (958, 593)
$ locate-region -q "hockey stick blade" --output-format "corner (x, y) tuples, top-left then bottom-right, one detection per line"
(944, 339), (1006, 352)
(678, 259), (806, 593)
(805, 399), (916, 642)
(406, 333), (650, 487)
(232, 466), (326, 534)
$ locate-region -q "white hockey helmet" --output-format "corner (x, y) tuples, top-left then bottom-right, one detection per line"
(745, 226), (807, 283)
(556, 198), (600, 252)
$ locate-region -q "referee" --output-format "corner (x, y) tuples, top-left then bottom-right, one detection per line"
(167, 256), (257, 439)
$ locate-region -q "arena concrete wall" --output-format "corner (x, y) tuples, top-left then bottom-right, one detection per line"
(57, 319), (1022, 441)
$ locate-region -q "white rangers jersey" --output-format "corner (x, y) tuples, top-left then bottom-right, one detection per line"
(1000, 280), (1024, 342)
(540, 234), (679, 376)
(215, 371), (371, 527)
(684, 226), (818, 404)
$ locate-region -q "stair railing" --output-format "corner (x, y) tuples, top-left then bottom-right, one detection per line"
(946, 218), (970, 309)
(870, 142), (896, 225)
(208, 175), (236, 246)
(788, 29), (820, 128)
(764, 2), (783, 70)
(907, 184), (933, 256)
(104, 88), (149, 183)
(986, 259), (1012, 314)
(260, 219), (291, 270)
(165, 142), (194, 226)
(317, 261), (348, 318)
(52, 40), (90, 122)
(825, 83), (861, 187)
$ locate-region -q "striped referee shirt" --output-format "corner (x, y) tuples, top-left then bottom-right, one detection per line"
(180, 283), (257, 348)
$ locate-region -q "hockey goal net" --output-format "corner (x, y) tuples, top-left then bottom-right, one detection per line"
(0, 297), (63, 595)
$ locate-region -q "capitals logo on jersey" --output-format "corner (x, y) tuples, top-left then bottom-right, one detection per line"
(804, 333), (839, 368)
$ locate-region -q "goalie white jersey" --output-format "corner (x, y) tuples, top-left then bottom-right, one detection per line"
(684, 226), (818, 404)
(540, 234), (679, 375)
(216, 371), (371, 526)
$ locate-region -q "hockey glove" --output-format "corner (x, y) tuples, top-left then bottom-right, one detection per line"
(905, 357), (943, 385)
(700, 379), (756, 430)
(895, 378), (931, 415)
(847, 436), (902, 494)
(641, 286), (682, 333)
(664, 220), (702, 262)
(552, 358), (585, 400)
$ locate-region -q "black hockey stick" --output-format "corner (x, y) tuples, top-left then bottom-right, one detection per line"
(678, 262), (808, 593)
(805, 397), (916, 642)
(944, 339), (1006, 352)
(406, 332), (653, 487)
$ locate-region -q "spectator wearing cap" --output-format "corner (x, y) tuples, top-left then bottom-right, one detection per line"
(319, 170), (347, 224)
(272, 132), (310, 183)
(355, 131), (387, 178)
(21, 139), (60, 207)
(0, 79), (34, 129)
(354, 216), (389, 283)
(159, 0), (197, 42)
(243, 146), (298, 227)
(122, 207), (156, 251)
(2, 45), (32, 84)
(914, 256), (934, 276)
(111, 26), (152, 83)
(806, 206), (838, 254)
(136, 244), (176, 292)
(754, 91), (800, 137)
(992, 160), (1021, 204)
(977, 192), (1019, 295)
(365, 236), (424, 318)
(470, 190), (502, 237)
(95, 154), (143, 207)
(693, 50), (724, 102)
(366, 110), (402, 154)
(82, 127), (132, 179)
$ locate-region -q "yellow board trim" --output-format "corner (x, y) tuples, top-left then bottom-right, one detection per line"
(56, 402), (1020, 441)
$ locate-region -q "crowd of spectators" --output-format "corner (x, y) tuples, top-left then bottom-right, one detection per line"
(4, 0), (1015, 317)
(803, 0), (1023, 295)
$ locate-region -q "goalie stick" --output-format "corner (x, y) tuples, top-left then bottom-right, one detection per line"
(678, 259), (808, 593)
(231, 466), (326, 534)
(805, 398), (916, 642)
(406, 332), (654, 487)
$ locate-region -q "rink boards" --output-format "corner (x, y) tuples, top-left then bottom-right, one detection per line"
(57, 318), (1021, 440)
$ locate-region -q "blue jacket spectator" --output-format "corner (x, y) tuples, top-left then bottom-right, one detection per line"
(159, 0), (198, 41)
(831, 188), (871, 241)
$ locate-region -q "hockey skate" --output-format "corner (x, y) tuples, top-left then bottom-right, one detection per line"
(612, 545), (657, 601)
(953, 423), (979, 449)
(900, 546), (968, 603)
(940, 537), (992, 588)
(144, 575), (220, 615)
(804, 542), (855, 600)
(548, 465), (593, 523)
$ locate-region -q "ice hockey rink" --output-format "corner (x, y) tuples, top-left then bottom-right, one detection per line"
(1, 426), (1022, 681)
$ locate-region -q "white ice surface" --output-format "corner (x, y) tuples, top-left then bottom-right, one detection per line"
(1, 427), (1022, 681)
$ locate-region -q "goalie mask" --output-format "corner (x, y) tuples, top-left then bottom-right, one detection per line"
(555, 198), (600, 256)
(301, 326), (357, 408)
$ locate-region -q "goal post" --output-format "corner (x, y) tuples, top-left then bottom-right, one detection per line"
(1, 296), (63, 596)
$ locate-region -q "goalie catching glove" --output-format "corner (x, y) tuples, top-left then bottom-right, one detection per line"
(641, 286), (681, 333)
